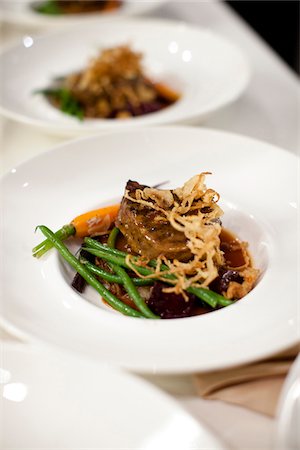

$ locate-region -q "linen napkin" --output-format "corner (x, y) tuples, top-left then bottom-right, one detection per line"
(193, 345), (299, 416)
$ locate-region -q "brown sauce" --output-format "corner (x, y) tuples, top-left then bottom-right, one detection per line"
(220, 228), (248, 268)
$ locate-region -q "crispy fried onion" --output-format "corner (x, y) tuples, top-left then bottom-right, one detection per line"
(124, 173), (225, 297)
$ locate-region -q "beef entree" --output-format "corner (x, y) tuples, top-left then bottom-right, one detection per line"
(33, 173), (259, 319)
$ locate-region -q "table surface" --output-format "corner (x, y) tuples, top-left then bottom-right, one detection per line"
(1, 1), (299, 449)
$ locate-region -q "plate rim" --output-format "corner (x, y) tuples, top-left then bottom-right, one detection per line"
(1, 125), (299, 374)
(1, 125), (298, 179)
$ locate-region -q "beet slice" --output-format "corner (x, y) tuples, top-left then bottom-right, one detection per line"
(147, 282), (197, 319)
(71, 248), (96, 293)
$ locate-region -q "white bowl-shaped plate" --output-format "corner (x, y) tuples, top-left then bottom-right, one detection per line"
(0, 0), (167, 28)
(0, 19), (250, 136)
(1, 343), (224, 449)
(1, 127), (299, 373)
(275, 352), (300, 449)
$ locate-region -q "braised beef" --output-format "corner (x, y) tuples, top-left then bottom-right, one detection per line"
(116, 180), (192, 260)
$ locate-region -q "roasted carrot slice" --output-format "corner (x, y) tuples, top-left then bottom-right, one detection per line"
(154, 82), (181, 103)
(33, 203), (120, 257)
(71, 203), (120, 237)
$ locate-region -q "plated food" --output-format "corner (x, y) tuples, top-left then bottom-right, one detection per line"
(2, 127), (297, 373)
(38, 45), (180, 120)
(34, 173), (259, 319)
(0, 0), (165, 27)
(0, 19), (250, 136)
(32, 0), (122, 15)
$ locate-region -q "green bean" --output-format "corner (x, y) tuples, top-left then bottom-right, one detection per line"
(84, 237), (169, 270)
(84, 238), (171, 273)
(33, 0), (62, 15)
(83, 247), (220, 308)
(84, 237), (128, 258)
(106, 228), (159, 319)
(83, 247), (150, 273)
(107, 227), (119, 248)
(36, 226), (144, 318)
(82, 260), (153, 286)
(37, 88), (84, 119)
(205, 291), (234, 307)
(188, 287), (218, 308)
(86, 235), (219, 310)
(110, 263), (159, 319)
(33, 224), (75, 258)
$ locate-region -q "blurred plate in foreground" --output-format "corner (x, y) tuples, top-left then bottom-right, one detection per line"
(1, 344), (224, 449)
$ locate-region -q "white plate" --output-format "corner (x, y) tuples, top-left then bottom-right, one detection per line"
(0, 0), (167, 28)
(0, 343), (224, 449)
(1, 127), (299, 373)
(0, 18), (250, 136)
(275, 352), (300, 449)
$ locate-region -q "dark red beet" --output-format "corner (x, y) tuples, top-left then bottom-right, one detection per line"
(71, 272), (86, 293)
(147, 282), (197, 319)
(71, 248), (96, 293)
(140, 101), (164, 115)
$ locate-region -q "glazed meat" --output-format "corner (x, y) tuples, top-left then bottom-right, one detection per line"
(116, 181), (192, 261)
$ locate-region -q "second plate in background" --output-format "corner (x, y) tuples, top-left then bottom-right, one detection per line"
(0, 18), (250, 136)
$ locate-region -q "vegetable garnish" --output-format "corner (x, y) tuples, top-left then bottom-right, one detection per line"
(33, 204), (119, 258)
(105, 228), (159, 319)
(36, 88), (84, 120)
(33, 173), (259, 319)
(81, 239), (230, 309)
(33, 0), (62, 15)
(32, 0), (122, 15)
(80, 260), (154, 287)
(36, 225), (144, 318)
